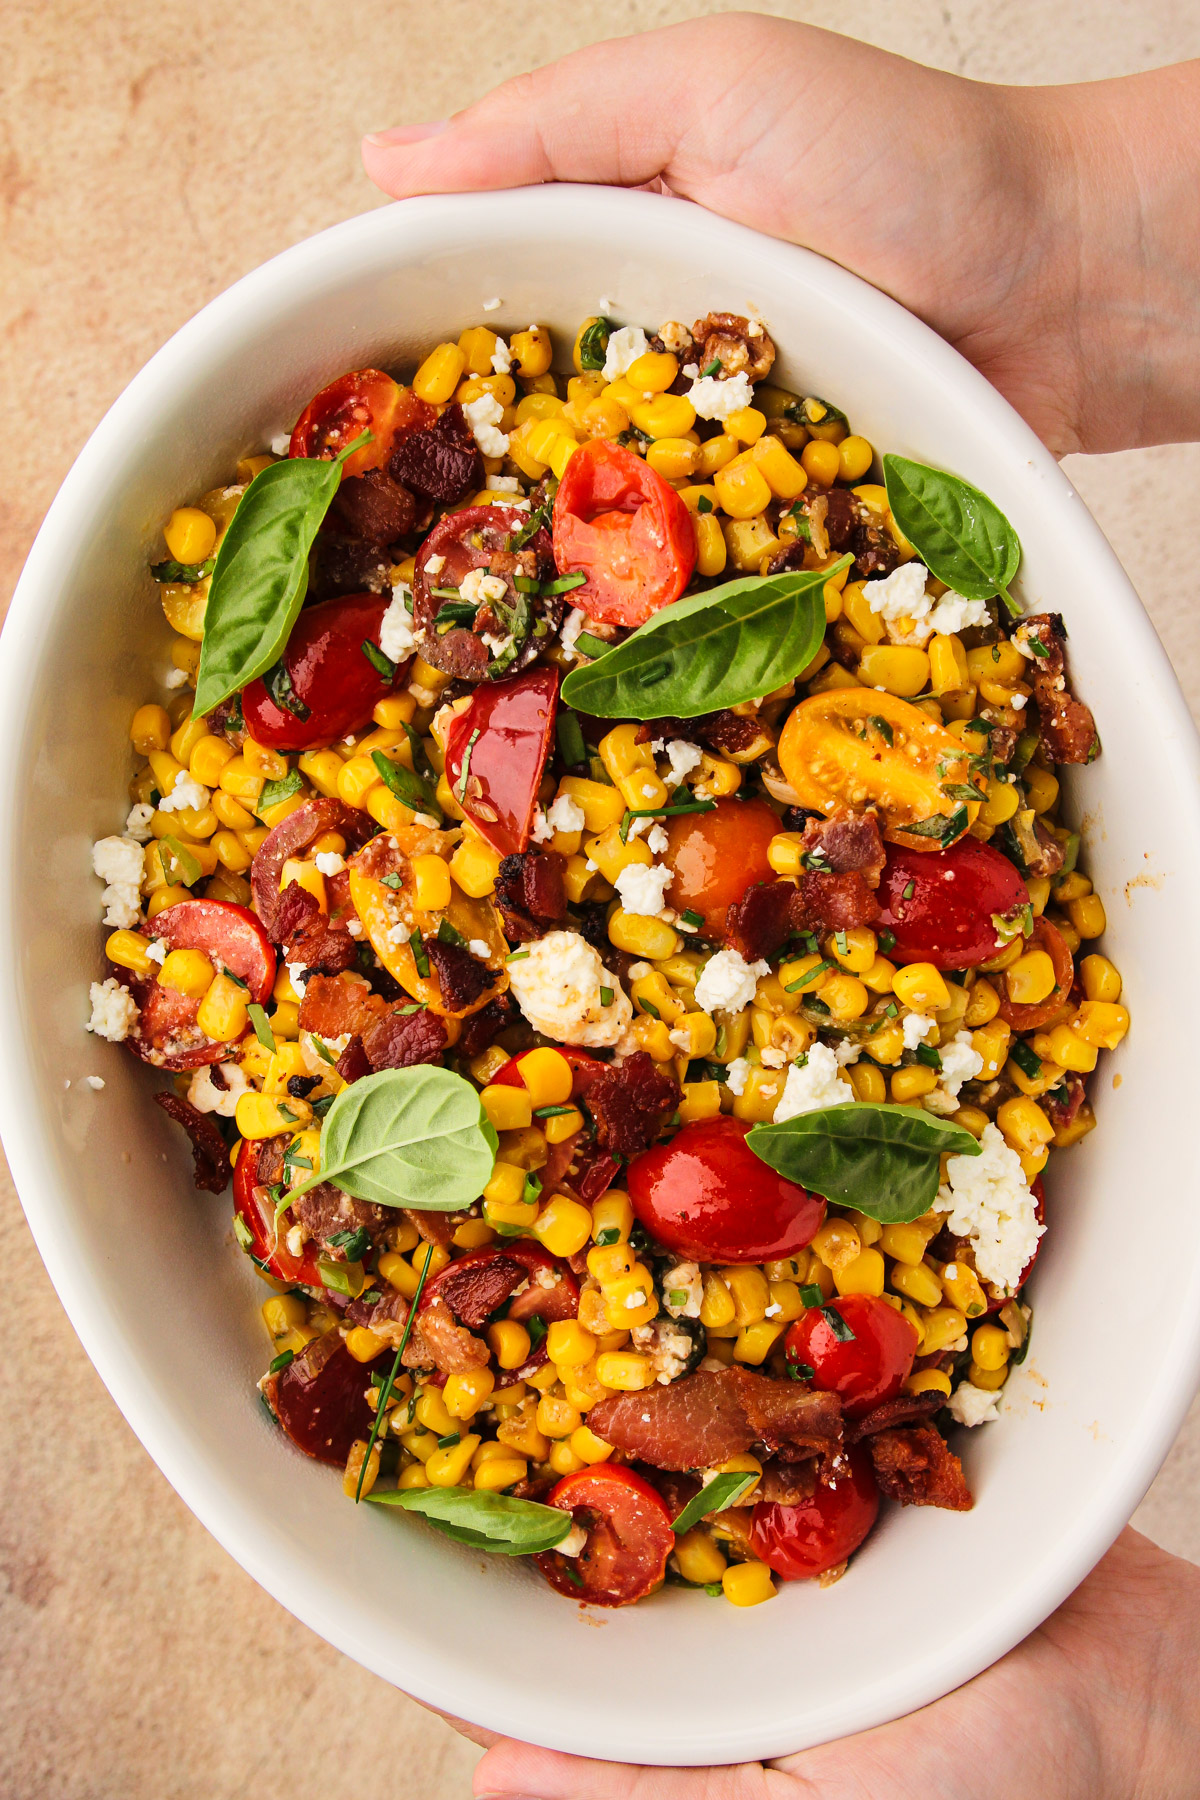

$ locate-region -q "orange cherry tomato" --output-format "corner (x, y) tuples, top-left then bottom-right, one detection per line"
(664, 796), (779, 938)
(552, 439), (696, 627)
(996, 915), (1076, 1031)
(778, 689), (977, 851)
(289, 369), (427, 479)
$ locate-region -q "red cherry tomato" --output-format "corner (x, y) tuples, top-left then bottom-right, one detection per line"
(412, 504), (556, 683)
(750, 1445), (880, 1580)
(876, 838), (1031, 970)
(241, 594), (407, 753)
(785, 1296), (918, 1418)
(263, 1331), (389, 1466)
(490, 1047), (605, 1101)
(444, 664), (560, 856)
(233, 1139), (322, 1286)
(289, 369), (428, 478)
(996, 916), (1075, 1031)
(552, 440), (696, 627)
(664, 797), (780, 939)
(125, 899), (276, 1070)
(627, 1117), (826, 1264)
(420, 1240), (579, 1326)
(536, 1465), (674, 1606)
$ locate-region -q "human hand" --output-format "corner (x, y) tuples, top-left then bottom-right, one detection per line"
(362, 14), (1200, 458)
(468, 1527), (1200, 1800)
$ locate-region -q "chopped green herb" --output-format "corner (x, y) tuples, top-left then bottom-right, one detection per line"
(821, 1304), (857, 1343)
(902, 806), (969, 844)
(599, 986), (614, 1007)
(799, 1283), (824, 1308)
(454, 727), (481, 806)
(534, 1104), (577, 1119)
(437, 1431), (462, 1449)
(543, 571), (588, 596)
(680, 909), (705, 929)
(361, 639), (396, 679)
(247, 1003), (275, 1051)
(785, 1359), (815, 1381)
(1027, 637), (1051, 659)
(868, 714), (894, 746)
(437, 918), (469, 949)
(232, 1212), (253, 1250)
(264, 659), (311, 721)
(879, 929), (896, 953)
(268, 1349), (294, 1374)
(619, 798), (715, 843)
(834, 930), (849, 956)
(257, 770), (306, 817)
(372, 749), (442, 822)
(573, 631), (612, 661)
(556, 709), (587, 768)
(915, 1043), (943, 1070)
(526, 1316), (548, 1351)
(639, 1000), (661, 1020)
(381, 872), (403, 890)
(700, 358), (722, 379)
(1010, 1037), (1043, 1080)
(902, 881), (916, 900)
(785, 958), (835, 993)
(401, 721), (436, 783)
(595, 1227), (620, 1247)
(150, 555), (215, 584)
(506, 949), (530, 962)
(577, 317), (612, 371)
(409, 930), (430, 979)
(355, 1250), (432, 1500)
(161, 836), (203, 887)
(329, 1226), (372, 1261)
(564, 1564), (585, 1588)
(697, 494), (713, 514)
(521, 1172), (542, 1208)
(667, 1290), (688, 1307)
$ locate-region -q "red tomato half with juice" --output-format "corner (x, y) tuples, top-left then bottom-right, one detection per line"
(444, 664), (560, 856)
(289, 368), (421, 478)
(664, 797), (779, 939)
(536, 1465), (675, 1606)
(876, 838), (1030, 970)
(126, 899), (276, 1071)
(785, 1296), (918, 1418)
(552, 440), (696, 627)
(233, 1139), (323, 1286)
(241, 594), (408, 753)
(750, 1445), (880, 1580)
(627, 1116), (826, 1264)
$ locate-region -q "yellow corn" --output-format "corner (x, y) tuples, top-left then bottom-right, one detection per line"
(880, 1219), (936, 1265)
(130, 703), (172, 755)
(1068, 894), (1106, 939)
(1071, 1000), (1129, 1049)
(699, 1271), (736, 1330)
(425, 1432), (481, 1488)
(940, 1260), (987, 1319)
(608, 909), (681, 960)
(105, 929), (156, 978)
(833, 1248), (886, 1297)
(920, 1305), (968, 1355)
(158, 947), (215, 999)
(444, 1368), (495, 1420)
(905, 1368), (952, 1398)
(163, 506), (217, 565)
(722, 1561), (775, 1607)
(631, 394), (697, 441)
(1080, 955), (1121, 1003)
(408, 853), (451, 913)
(889, 1260), (944, 1309)
(1005, 949), (1056, 1006)
(235, 1091), (313, 1140)
(890, 1064), (939, 1104)
(532, 1193), (592, 1259)
(594, 1351), (654, 1391)
(996, 1093), (1054, 1154)
(972, 1019), (1013, 1079)
(480, 1085), (533, 1132)
(892, 962), (951, 1011)
(413, 342), (466, 404)
(1036, 1023), (1099, 1073)
(557, 775), (625, 834)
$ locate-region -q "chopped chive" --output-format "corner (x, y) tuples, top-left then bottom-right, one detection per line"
(542, 571), (587, 595)
(409, 929), (430, 979)
(681, 909), (705, 929)
(557, 709), (587, 768)
(821, 1304), (856, 1343)
(700, 358), (722, 378)
(361, 639), (396, 680)
(507, 949), (530, 962)
(268, 1349), (294, 1374)
(534, 1104), (577, 1119)
(696, 494), (713, 513)
(785, 958), (835, 993)
(574, 631), (612, 660)
(436, 1431), (461, 1449)
(878, 929), (896, 952)
(454, 727), (481, 806)
(595, 1227), (620, 1246)
(599, 986), (614, 1007)
(915, 1043), (943, 1070)
(355, 1251), (433, 1501)
(902, 880), (915, 900)
(371, 749), (442, 822)
(247, 1003), (275, 1051)
(799, 1283), (824, 1308)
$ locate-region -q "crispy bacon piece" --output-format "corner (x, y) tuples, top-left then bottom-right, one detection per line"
(290, 1182), (389, 1258)
(389, 403), (482, 505)
(585, 1051), (679, 1159)
(275, 884), (359, 975)
(400, 1206), (459, 1249)
(1044, 1073), (1086, 1131)
(455, 993), (515, 1059)
(331, 466), (417, 544)
(493, 850), (567, 942)
(845, 1390), (945, 1445)
(422, 937), (494, 1012)
(299, 972), (386, 1041)
(208, 696), (246, 747)
(866, 1424), (974, 1511)
(361, 1006), (447, 1071)
(335, 1036), (371, 1083)
(690, 312), (775, 382)
(725, 880), (795, 962)
(794, 870), (880, 933)
(252, 799), (376, 938)
(758, 1460), (818, 1506)
(431, 1255), (525, 1330)
(153, 1091), (232, 1193)
(769, 487), (900, 581)
(401, 1294), (490, 1374)
(589, 1367), (843, 1474)
(800, 813), (885, 886)
(346, 1286), (409, 1347)
(634, 710), (767, 760)
(1023, 614), (1099, 765)
(262, 1330), (383, 1465)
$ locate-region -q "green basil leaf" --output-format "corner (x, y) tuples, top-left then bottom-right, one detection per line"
(577, 317), (612, 372)
(367, 1485), (572, 1555)
(747, 1102), (982, 1224)
(287, 1066), (498, 1212)
(670, 1471), (757, 1535)
(151, 556), (215, 584)
(882, 455), (1021, 618)
(560, 564), (843, 720)
(193, 433), (369, 716)
(257, 769), (306, 817)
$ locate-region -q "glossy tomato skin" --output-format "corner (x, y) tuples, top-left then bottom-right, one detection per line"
(289, 368), (424, 478)
(444, 664), (560, 856)
(233, 1139), (323, 1286)
(665, 797), (779, 940)
(536, 1465), (675, 1606)
(263, 1331), (390, 1465)
(420, 1240), (580, 1327)
(125, 899), (276, 1070)
(628, 1117), (826, 1264)
(877, 838), (1031, 969)
(785, 1296), (918, 1418)
(552, 440), (696, 627)
(242, 594), (406, 753)
(750, 1445), (880, 1580)
(996, 917), (1074, 1031)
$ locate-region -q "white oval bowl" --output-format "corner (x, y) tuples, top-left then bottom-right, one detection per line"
(4, 186), (1199, 1766)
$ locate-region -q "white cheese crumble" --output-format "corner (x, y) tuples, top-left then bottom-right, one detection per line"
(314, 850), (346, 877)
(546, 792), (586, 835)
(146, 938), (166, 965)
(557, 1523), (588, 1557)
(928, 591), (992, 636)
(187, 1061), (249, 1117)
(124, 803), (155, 843)
(530, 807), (552, 844)
(724, 1056), (751, 1096)
(661, 1262), (702, 1318)
(559, 608), (587, 661)
(938, 1030), (985, 1099)
(657, 320), (692, 354)
(772, 1042), (855, 1122)
(460, 566), (509, 606)
(468, 939), (490, 959)
(92, 835), (146, 928)
(834, 1039), (861, 1066)
(88, 977), (139, 1042)
(614, 861), (673, 917)
(650, 736), (704, 788)
(424, 553), (446, 577)
(485, 473), (521, 492)
(463, 393), (509, 458)
(947, 1381), (1001, 1427)
(901, 1011), (937, 1051)
(481, 296), (502, 313)
(287, 962), (309, 997)
(631, 1316), (696, 1383)
(270, 432), (291, 456)
(694, 949), (768, 1016)
(157, 772), (209, 815)
(489, 337), (512, 374)
(601, 325), (650, 382)
(164, 667), (189, 690)
(686, 370), (755, 421)
(934, 1122), (1045, 1291)
(864, 562), (990, 647)
(1011, 692), (1028, 710)
(379, 585), (416, 663)
(760, 1047), (787, 1068)
(506, 929), (632, 1047)
(645, 823), (669, 855)
(83, 1075), (105, 1091)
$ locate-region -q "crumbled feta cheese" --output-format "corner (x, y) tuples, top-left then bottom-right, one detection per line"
(424, 553), (446, 577)
(934, 1122), (1045, 1291)
(651, 737), (703, 788)
(833, 1039), (861, 1066)
(724, 1057), (751, 1096)
(657, 320), (692, 354)
(1011, 692), (1028, 710)
(863, 563), (991, 648)
(88, 977), (139, 1042)
(614, 862), (673, 917)
(460, 566), (509, 606)
(938, 1030), (985, 1099)
(157, 771), (209, 815)
(146, 938), (166, 964)
(760, 1047), (787, 1068)
(285, 1223), (307, 1258)
(645, 823), (669, 856)
(631, 1316), (696, 1383)
(506, 929), (632, 1047)
(314, 850), (346, 877)
(92, 835), (146, 928)
(530, 807), (553, 844)
(83, 1075), (105, 1091)
(375, 585), (416, 666)
(559, 607), (588, 662)
(188, 1061), (249, 1117)
(164, 666), (189, 690)
(901, 1011), (937, 1051)
(947, 1381), (1001, 1427)
(557, 1523), (588, 1558)
(624, 1288), (648, 1309)
(686, 370), (755, 421)
(694, 949), (768, 1016)
(347, 919), (362, 937)
(627, 962), (652, 980)
(490, 337), (512, 374)
(485, 473), (521, 492)
(124, 803), (155, 843)
(660, 1262), (702, 1319)
(546, 792), (586, 835)
(481, 296), (502, 313)
(270, 432), (291, 456)
(463, 393), (509, 457)
(927, 591), (992, 637)
(287, 962), (309, 997)
(772, 1042), (854, 1121)
(601, 325), (650, 382)
(468, 939), (490, 959)
(408, 681), (440, 708)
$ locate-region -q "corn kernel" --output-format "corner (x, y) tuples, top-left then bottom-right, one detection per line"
(1071, 1000), (1129, 1049)
(413, 341), (467, 405)
(892, 963), (951, 1011)
(889, 1260), (944, 1309)
(163, 506), (217, 565)
(920, 1304), (968, 1355)
(557, 775), (626, 834)
(996, 1094), (1055, 1153)
(1005, 949), (1056, 1007)
(890, 1064), (939, 1104)
(532, 1193), (592, 1259)
(480, 1085), (533, 1132)
(1080, 955), (1121, 1003)
(722, 1561), (776, 1607)
(158, 947), (215, 999)
(235, 1092), (313, 1140)
(880, 1219), (935, 1265)
(594, 1351), (654, 1391)
(425, 1432), (481, 1487)
(608, 909), (681, 960)
(940, 1260), (988, 1319)
(444, 1367), (495, 1420)
(833, 1248), (886, 1297)
(1068, 894), (1106, 939)
(904, 1368), (952, 1398)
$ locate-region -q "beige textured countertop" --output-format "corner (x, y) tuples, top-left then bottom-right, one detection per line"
(3, 4), (1199, 1794)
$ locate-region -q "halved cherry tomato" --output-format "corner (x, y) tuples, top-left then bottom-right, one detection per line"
(996, 915), (1075, 1031)
(491, 1047), (605, 1100)
(289, 369), (427, 478)
(263, 1329), (390, 1465)
(242, 594), (408, 753)
(233, 1138), (322, 1286)
(420, 1239), (579, 1326)
(778, 691), (977, 851)
(627, 1116), (826, 1264)
(664, 796), (779, 939)
(785, 1296), (918, 1418)
(876, 838), (1031, 970)
(126, 899), (276, 1070)
(749, 1445), (879, 1580)
(413, 504), (556, 683)
(536, 1465), (674, 1606)
(552, 439), (696, 627)
(444, 664), (560, 856)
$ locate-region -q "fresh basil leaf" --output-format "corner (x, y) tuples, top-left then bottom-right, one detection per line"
(193, 433), (370, 716)
(902, 805), (969, 844)
(287, 1066), (498, 1212)
(561, 565), (842, 720)
(670, 1471), (757, 1535)
(258, 769), (306, 817)
(577, 317), (613, 372)
(883, 455), (1021, 618)
(151, 556), (215, 584)
(747, 1102), (982, 1224)
(371, 750), (442, 823)
(368, 1485), (572, 1555)
(401, 721), (436, 783)
(263, 658), (311, 721)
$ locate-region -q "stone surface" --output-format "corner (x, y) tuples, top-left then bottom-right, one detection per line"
(2, 2), (1198, 1794)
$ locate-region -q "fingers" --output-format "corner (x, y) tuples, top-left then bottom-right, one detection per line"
(474, 1738), (794, 1800)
